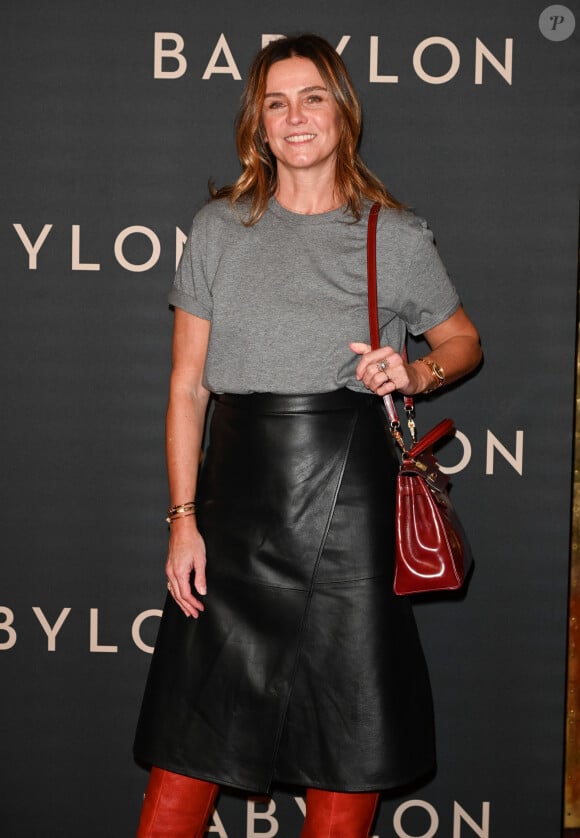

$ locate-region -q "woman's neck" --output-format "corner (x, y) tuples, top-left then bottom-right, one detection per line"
(274, 170), (343, 215)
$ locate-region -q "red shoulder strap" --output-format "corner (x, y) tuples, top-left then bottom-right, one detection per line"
(366, 203), (404, 425)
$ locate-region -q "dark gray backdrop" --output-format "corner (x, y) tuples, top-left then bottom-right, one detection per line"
(1, 1), (579, 836)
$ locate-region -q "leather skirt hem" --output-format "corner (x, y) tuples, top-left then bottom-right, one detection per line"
(135, 755), (437, 796)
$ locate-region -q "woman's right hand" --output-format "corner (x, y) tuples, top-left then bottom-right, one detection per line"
(165, 518), (208, 618)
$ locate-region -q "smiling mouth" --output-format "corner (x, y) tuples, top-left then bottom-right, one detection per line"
(285, 133), (316, 143)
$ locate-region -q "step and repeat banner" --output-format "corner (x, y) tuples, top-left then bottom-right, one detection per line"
(1, 1), (578, 836)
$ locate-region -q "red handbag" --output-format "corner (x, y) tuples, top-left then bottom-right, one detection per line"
(366, 203), (473, 595)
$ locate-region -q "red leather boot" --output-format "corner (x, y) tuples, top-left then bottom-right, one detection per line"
(300, 788), (380, 838)
(136, 766), (219, 838)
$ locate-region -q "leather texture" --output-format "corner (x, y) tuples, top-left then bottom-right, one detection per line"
(136, 767), (218, 838)
(394, 444), (473, 595)
(300, 789), (380, 838)
(134, 390), (435, 793)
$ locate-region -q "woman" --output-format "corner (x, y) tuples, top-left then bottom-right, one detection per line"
(134, 33), (481, 837)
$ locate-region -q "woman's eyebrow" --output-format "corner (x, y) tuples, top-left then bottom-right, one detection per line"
(264, 85), (328, 99)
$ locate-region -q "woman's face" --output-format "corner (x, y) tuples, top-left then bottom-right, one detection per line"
(261, 56), (341, 178)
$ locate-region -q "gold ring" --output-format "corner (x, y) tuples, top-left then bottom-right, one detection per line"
(377, 359), (389, 372)
(167, 581), (172, 592)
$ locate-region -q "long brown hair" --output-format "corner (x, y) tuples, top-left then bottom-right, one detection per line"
(211, 34), (403, 225)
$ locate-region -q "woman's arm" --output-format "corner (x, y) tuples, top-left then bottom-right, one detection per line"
(165, 308), (211, 618)
(351, 305), (482, 396)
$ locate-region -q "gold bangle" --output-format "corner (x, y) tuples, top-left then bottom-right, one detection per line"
(167, 501), (196, 515)
(417, 358), (445, 393)
(166, 511), (196, 524)
(165, 501), (196, 524)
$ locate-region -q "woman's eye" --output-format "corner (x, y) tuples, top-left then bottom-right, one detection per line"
(267, 100), (285, 110)
(306, 95), (323, 104)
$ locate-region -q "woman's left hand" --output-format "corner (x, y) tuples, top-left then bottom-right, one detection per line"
(350, 343), (421, 396)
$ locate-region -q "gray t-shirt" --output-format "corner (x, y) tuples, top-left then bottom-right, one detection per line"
(169, 198), (460, 394)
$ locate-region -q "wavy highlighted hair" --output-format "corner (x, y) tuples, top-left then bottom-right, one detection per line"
(211, 34), (402, 225)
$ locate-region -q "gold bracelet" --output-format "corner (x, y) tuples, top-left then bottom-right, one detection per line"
(166, 511), (196, 524)
(417, 358), (445, 393)
(167, 501), (196, 515)
(165, 501), (196, 524)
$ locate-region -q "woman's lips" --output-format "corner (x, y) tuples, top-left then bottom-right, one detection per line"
(284, 133), (316, 143)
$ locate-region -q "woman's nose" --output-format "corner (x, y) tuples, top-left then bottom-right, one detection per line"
(286, 101), (306, 124)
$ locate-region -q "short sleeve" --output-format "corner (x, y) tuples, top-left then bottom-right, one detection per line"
(379, 213), (460, 336)
(168, 213), (213, 320)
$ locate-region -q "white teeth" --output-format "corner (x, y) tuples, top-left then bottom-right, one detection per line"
(285, 134), (316, 143)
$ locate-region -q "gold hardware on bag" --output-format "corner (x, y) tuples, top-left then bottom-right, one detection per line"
(405, 406), (417, 444)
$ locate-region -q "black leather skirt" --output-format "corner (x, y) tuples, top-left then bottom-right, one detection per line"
(134, 390), (435, 793)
